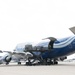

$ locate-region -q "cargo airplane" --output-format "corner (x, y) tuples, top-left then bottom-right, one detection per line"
(1, 26), (75, 65)
(12, 26), (75, 65)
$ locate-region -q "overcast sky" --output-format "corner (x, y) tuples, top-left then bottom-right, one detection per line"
(0, 0), (75, 51)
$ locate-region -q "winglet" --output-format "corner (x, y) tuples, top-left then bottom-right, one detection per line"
(69, 26), (75, 34)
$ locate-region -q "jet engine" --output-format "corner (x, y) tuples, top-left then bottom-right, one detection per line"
(0, 52), (12, 65)
(59, 57), (67, 61)
(4, 56), (12, 64)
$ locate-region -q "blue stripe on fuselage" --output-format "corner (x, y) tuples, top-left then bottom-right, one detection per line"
(54, 36), (75, 48)
(42, 36), (75, 59)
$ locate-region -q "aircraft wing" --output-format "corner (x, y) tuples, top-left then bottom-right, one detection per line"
(13, 52), (25, 55)
(69, 26), (75, 34)
(12, 51), (33, 61)
(3, 51), (29, 61)
(3, 51), (13, 55)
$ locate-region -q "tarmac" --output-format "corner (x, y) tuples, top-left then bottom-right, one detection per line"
(0, 61), (75, 75)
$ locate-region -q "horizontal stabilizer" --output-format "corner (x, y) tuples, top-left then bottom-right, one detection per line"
(69, 26), (75, 34)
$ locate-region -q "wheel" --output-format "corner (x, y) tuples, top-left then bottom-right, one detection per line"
(26, 62), (32, 66)
(6, 62), (9, 65)
(18, 62), (21, 65)
(54, 61), (58, 65)
(47, 59), (54, 65)
(47, 61), (54, 65)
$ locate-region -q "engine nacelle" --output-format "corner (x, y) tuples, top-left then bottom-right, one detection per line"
(59, 57), (67, 61)
(4, 56), (12, 63)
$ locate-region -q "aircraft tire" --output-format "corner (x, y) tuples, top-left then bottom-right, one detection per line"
(26, 62), (32, 66)
(54, 61), (58, 65)
(18, 62), (21, 65)
(6, 62), (9, 65)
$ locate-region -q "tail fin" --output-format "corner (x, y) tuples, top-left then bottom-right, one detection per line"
(69, 26), (75, 34)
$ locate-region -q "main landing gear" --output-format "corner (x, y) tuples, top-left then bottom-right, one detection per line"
(18, 62), (21, 65)
(17, 59), (22, 65)
(25, 58), (58, 66)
